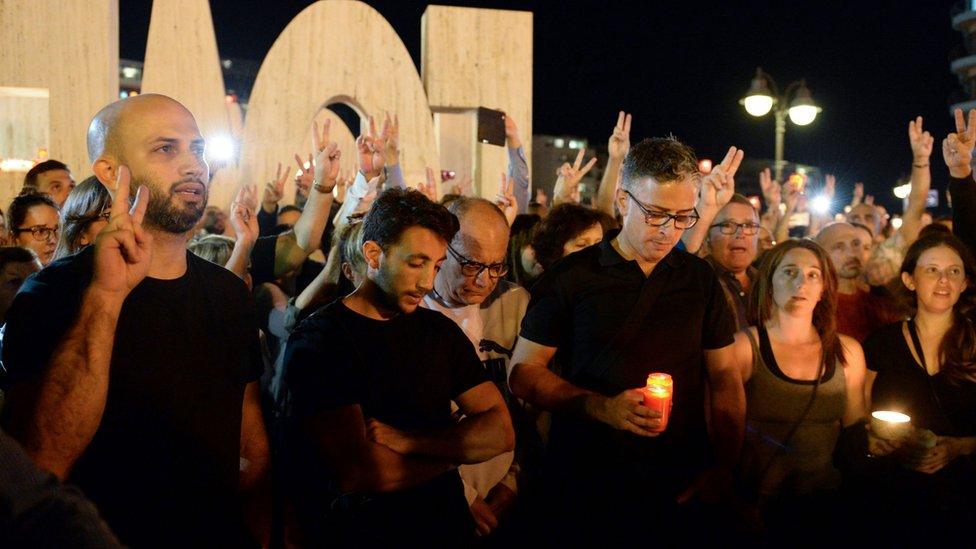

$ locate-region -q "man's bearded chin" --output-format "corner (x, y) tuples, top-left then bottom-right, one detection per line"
(137, 177), (208, 234)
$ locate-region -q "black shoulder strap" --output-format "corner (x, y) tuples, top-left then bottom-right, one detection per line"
(584, 262), (674, 380)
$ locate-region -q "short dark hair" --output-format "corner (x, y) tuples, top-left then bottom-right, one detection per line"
(362, 188), (459, 249)
(621, 137), (699, 190)
(278, 205), (303, 217)
(7, 193), (59, 231)
(0, 246), (39, 272)
(918, 222), (951, 239)
(23, 160), (70, 192)
(530, 203), (609, 270)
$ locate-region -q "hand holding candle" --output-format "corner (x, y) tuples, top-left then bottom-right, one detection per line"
(870, 410), (912, 441)
(642, 373), (673, 434)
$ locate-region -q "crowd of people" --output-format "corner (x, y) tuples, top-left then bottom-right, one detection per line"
(1, 92), (975, 547)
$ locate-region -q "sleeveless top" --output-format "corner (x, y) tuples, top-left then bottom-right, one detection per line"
(742, 326), (847, 500)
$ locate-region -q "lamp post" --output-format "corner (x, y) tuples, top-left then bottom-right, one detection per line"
(740, 67), (822, 181)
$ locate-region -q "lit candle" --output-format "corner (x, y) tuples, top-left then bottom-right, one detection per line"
(643, 373), (673, 433)
(870, 410), (912, 440)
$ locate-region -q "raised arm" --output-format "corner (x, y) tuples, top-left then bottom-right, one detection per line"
(681, 146), (744, 254)
(899, 116), (934, 244)
(552, 149), (596, 206)
(595, 111), (631, 216)
(377, 113), (406, 190)
(944, 109), (976, 254)
(508, 337), (660, 437)
(226, 185), (259, 280)
(5, 167), (151, 480)
(504, 113), (530, 212)
(367, 381), (514, 464)
(292, 120), (337, 253)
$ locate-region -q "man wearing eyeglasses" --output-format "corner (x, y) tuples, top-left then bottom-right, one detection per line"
(703, 194), (761, 330)
(509, 138), (746, 543)
(423, 197), (529, 537)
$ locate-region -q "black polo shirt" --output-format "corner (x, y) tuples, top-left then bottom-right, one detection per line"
(519, 229), (735, 498)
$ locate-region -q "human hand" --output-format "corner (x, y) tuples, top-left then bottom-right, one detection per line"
(449, 174), (472, 197)
(864, 194), (874, 206)
(230, 184), (259, 244)
(262, 162), (287, 213)
(556, 149), (597, 203)
(366, 418), (414, 455)
(417, 167), (438, 202)
(504, 112), (522, 149)
(865, 423), (902, 457)
(469, 496), (499, 536)
(823, 174), (836, 200)
(852, 182), (864, 205)
(335, 171), (352, 203)
(293, 153), (313, 199)
(357, 116), (385, 179)
(913, 439), (954, 474)
(943, 108), (976, 178)
(699, 146), (744, 211)
(588, 389), (662, 437)
(783, 178), (801, 211)
(495, 172), (518, 226)
(908, 115), (934, 161)
(376, 112), (400, 166)
(758, 168), (781, 208)
(486, 483), (517, 520)
(91, 166), (152, 298)
(608, 111), (632, 161)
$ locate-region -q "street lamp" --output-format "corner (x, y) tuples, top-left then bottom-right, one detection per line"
(740, 67), (822, 180)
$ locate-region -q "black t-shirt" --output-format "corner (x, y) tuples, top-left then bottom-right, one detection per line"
(864, 322), (976, 436)
(0, 247), (262, 547)
(519, 230), (735, 496)
(282, 300), (486, 542)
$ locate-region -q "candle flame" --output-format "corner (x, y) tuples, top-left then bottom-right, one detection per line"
(871, 410), (910, 423)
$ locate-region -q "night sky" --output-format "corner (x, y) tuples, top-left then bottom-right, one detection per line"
(121, 0), (963, 211)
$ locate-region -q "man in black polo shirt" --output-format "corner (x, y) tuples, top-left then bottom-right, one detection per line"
(509, 138), (746, 543)
(282, 188), (515, 546)
(1, 94), (270, 547)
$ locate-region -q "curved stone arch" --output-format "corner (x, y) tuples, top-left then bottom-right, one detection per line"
(240, 0), (440, 198)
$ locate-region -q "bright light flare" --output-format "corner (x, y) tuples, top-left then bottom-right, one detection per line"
(698, 159), (713, 174)
(206, 135), (237, 163)
(893, 183), (911, 199)
(743, 95), (774, 117)
(810, 195), (831, 214)
(788, 105), (819, 126)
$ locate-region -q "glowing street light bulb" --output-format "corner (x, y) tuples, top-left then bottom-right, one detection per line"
(810, 195), (831, 214)
(788, 105), (819, 126)
(891, 216), (903, 229)
(893, 183), (911, 199)
(743, 95), (774, 117)
(206, 135), (237, 163)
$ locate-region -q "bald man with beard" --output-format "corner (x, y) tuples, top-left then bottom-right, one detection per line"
(815, 222), (904, 341)
(0, 94), (270, 547)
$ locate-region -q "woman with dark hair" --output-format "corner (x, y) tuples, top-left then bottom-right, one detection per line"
(862, 233), (976, 528)
(7, 193), (59, 266)
(729, 239), (871, 534)
(506, 213), (542, 287)
(529, 203), (613, 272)
(53, 176), (111, 260)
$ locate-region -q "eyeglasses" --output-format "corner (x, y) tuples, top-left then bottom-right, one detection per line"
(624, 190), (699, 229)
(448, 244), (509, 279)
(13, 224), (59, 242)
(710, 221), (761, 236)
(917, 265), (966, 282)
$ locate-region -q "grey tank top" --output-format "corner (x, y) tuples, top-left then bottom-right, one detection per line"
(742, 326), (847, 500)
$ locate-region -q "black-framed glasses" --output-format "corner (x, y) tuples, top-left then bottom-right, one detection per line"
(624, 190), (699, 228)
(12, 224), (59, 242)
(448, 244), (509, 279)
(710, 221), (761, 236)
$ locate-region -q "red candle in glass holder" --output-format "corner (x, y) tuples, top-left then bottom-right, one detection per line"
(643, 373), (673, 433)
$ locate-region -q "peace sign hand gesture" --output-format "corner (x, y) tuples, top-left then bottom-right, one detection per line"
(556, 149), (597, 203)
(909, 115), (934, 161)
(608, 111), (632, 161)
(758, 167), (781, 208)
(943, 108), (976, 178)
(699, 146), (744, 211)
(91, 165), (152, 298)
(417, 167), (438, 202)
(262, 162), (287, 213)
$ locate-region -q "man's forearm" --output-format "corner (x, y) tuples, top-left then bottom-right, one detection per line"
(350, 442), (454, 493)
(224, 238), (254, 280)
(293, 189), (333, 253)
(507, 146), (530, 213)
(595, 156), (623, 216)
(397, 406), (514, 464)
(708, 371), (745, 469)
(681, 205), (718, 254)
(899, 162), (931, 243)
(510, 363), (601, 420)
(21, 289), (123, 480)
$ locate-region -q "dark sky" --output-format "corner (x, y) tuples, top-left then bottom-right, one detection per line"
(121, 0), (964, 210)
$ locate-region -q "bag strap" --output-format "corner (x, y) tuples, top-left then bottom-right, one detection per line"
(907, 318), (954, 431)
(584, 260), (675, 380)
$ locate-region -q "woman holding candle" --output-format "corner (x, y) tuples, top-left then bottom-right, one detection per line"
(729, 239), (871, 534)
(862, 232), (976, 527)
